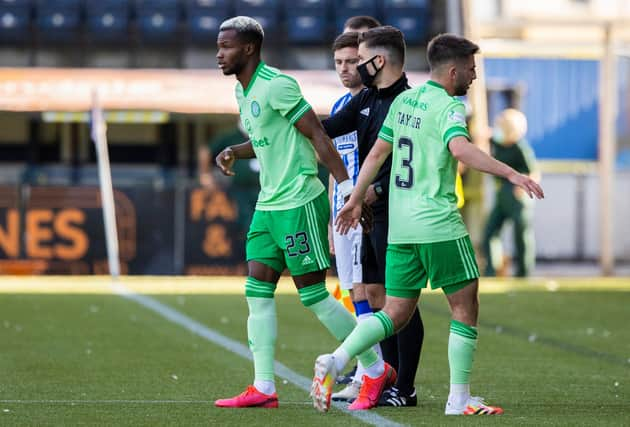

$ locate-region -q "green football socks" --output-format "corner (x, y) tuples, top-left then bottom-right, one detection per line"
(299, 282), (356, 341)
(245, 277), (277, 385)
(448, 319), (478, 385)
(333, 310), (394, 372)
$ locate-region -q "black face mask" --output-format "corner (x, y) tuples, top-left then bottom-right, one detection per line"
(357, 55), (383, 88)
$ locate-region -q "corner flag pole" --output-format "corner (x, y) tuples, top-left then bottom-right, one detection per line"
(91, 89), (121, 279)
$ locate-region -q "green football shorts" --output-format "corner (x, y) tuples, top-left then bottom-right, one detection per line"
(385, 235), (479, 298)
(246, 191), (330, 276)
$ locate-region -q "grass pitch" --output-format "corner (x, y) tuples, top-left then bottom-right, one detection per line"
(0, 276), (628, 426)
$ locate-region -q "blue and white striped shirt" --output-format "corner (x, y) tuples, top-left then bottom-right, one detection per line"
(331, 92), (359, 218)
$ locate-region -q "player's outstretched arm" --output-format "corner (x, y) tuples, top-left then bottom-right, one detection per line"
(336, 138), (392, 235)
(215, 141), (255, 176)
(449, 136), (545, 199)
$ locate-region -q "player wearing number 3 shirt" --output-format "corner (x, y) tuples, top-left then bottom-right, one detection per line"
(314, 33), (544, 415)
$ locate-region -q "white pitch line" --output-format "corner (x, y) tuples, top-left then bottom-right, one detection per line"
(111, 282), (405, 427)
(0, 400), (209, 404)
(0, 400), (314, 406)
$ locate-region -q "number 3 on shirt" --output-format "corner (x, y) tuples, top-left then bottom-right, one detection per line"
(395, 137), (414, 189)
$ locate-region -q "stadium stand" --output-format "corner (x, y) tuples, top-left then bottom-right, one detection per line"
(135, 0), (180, 41)
(35, 0), (81, 42)
(185, 0), (231, 42)
(0, 0), (31, 43)
(382, 0), (430, 44)
(234, 0), (279, 35)
(334, 0), (379, 34)
(85, 0), (130, 43)
(1, 0), (432, 49)
(0, 0), (433, 70)
(285, 0), (330, 44)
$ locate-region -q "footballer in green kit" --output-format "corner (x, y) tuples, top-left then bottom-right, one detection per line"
(311, 33), (545, 415)
(213, 16), (375, 409)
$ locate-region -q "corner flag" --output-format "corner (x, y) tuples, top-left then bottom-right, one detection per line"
(91, 90), (121, 278)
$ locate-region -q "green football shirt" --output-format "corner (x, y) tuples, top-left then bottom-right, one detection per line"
(378, 80), (470, 243)
(235, 61), (325, 210)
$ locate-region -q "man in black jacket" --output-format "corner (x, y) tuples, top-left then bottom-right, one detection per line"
(322, 26), (424, 408)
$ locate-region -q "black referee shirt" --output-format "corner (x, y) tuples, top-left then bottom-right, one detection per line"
(323, 73), (410, 217)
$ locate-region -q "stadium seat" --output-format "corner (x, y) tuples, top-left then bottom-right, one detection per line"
(382, 0), (428, 7)
(334, 0), (379, 34)
(135, 0), (180, 41)
(234, 0), (279, 36)
(0, 0), (31, 42)
(184, 0), (230, 42)
(382, 0), (429, 44)
(85, 0), (130, 42)
(35, 0), (81, 41)
(189, 0), (229, 5)
(0, 0), (31, 6)
(285, 0), (330, 44)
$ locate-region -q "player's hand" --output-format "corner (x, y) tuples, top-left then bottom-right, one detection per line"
(335, 199), (362, 235)
(215, 148), (236, 176)
(359, 202), (373, 233)
(508, 172), (544, 199)
(364, 184), (378, 206)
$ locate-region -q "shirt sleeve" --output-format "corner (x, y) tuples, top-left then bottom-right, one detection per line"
(268, 75), (312, 125)
(322, 90), (362, 138)
(440, 100), (470, 145)
(330, 93), (349, 116)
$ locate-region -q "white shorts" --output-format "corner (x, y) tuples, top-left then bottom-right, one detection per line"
(333, 224), (363, 290)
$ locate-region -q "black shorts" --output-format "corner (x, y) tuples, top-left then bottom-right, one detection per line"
(361, 216), (387, 284)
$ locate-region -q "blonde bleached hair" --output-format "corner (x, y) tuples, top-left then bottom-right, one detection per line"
(220, 16), (264, 39)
